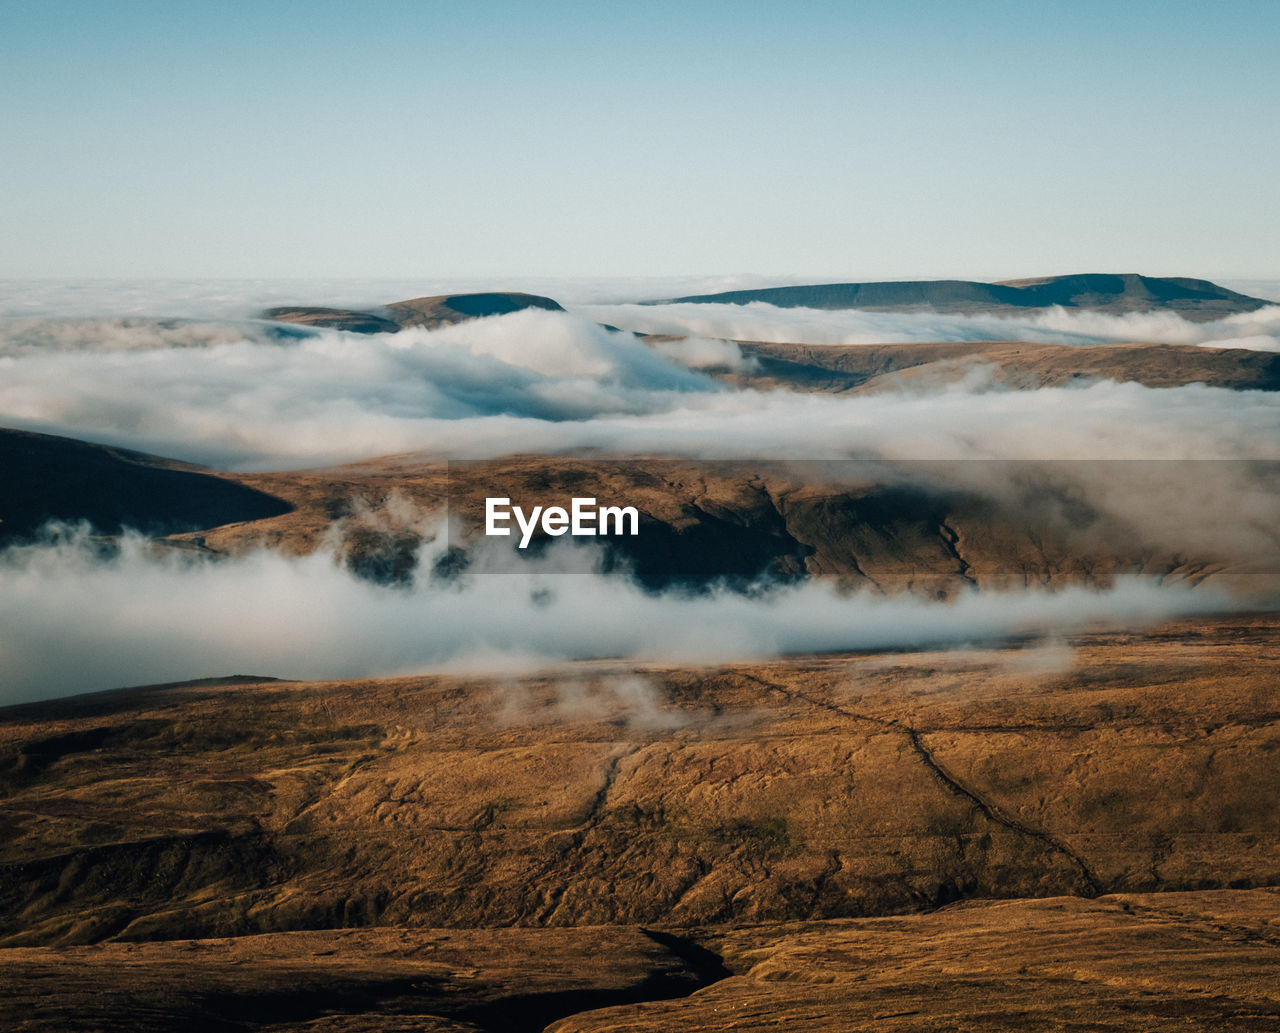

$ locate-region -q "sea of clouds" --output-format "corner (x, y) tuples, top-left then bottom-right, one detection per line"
(1, 304), (1278, 470)
(0, 526), (1238, 706)
(1, 279), (1277, 702)
(581, 298), (1280, 352)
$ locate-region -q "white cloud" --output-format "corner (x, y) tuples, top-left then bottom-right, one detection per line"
(578, 301), (1280, 352)
(0, 527), (1236, 706)
(1, 310), (1276, 470)
(3, 285), (1274, 706)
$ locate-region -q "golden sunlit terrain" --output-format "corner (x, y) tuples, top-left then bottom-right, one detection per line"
(3, 614), (1278, 1029)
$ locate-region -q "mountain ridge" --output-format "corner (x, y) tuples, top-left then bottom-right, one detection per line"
(647, 273), (1272, 321)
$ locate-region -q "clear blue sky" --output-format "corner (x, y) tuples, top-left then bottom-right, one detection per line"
(3, 0), (1277, 281)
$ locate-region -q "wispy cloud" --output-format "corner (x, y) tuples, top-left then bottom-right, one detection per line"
(0, 527), (1234, 706)
(579, 300), (1280, 352)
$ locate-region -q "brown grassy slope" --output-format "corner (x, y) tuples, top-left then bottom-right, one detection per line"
(2, 891), (1278, 1032)
(553, 891), (1280, 1032)
(385, 292), (564, 329)
(0, 925), (712, 1033)
(3, 432), (1227, 595)
(722, 340), (1280, 394)
(2, 614), (1277, 946)
(2, 433), (1268, 594)
(257, 306), (401, 334)
(203, 455), (1262, 595)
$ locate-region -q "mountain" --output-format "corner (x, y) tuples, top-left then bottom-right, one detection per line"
(263, 292), (564, 334)
(5, 430), (1279, 1030)
(2, 434), (1266, 595)
(0, 428), (291, 544)
(261, 277), (1273, 336)
(650, 274), (1273, 321)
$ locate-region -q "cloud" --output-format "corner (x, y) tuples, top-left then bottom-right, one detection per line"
(7, 276), (1279, 342)
(649, 335), (760, 373)
(1, 309), (1277, 470)
(578, 301), (1280, 352)
(861, 459), (1280, 579)
(3, 286), (1273, 709)
(0, 310), (726, 468)
(0, 527), (1238, 707)
(493, 676), (696, 730)
(0, 316), (310, 356)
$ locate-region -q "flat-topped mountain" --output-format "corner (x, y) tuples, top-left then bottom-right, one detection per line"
(263, 291), (564, 334)
(650, 274), (1272, 321)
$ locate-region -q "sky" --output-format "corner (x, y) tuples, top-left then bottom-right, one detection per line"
(2, 0), (1278, 281)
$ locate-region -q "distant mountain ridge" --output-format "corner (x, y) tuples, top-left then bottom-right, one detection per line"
(647, 274), (1272, 321)
(263, 277), (1273, 333)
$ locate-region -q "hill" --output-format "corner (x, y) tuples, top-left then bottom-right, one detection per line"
(263, 292), (564, 334)
(1, 434), (1263, 595)
(2, 617), (1279, 1028)
(720, 339), (1280, 394)
(4, 891), (1277, 1031)
(651, 274), (1273, 321)
(176, 454), (1264, 596)
(0, 428), (292, 544)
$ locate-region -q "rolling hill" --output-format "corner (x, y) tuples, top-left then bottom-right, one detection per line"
(3, 617), (1279, 1029)
(3, 434), (1269, 596)
(263, 292), (564, 334)
(719, 339), (1280, 394)
(0, 428), (291, 545)
(650, 273), (1272, 321)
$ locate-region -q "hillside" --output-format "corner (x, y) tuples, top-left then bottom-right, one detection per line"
(2, 616), (1279, 1028)
(263, 292), (564, 334)
(652, 274), (1273, 321)
(6, 615), (1277, 941)
(0, 428), (291, 544)
(4, 891), (1277, 1031)
(262, 276), (1274, 335)
(179, 454), (1263, 596)
(1, 434), (1263, 595)
(721, 339), (1280, 394)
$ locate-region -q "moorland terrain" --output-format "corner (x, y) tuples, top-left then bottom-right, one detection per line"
(2, 616), (1279, 1029)
(3, 275), (1279, 1030)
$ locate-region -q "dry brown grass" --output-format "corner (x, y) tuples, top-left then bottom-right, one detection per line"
(2, 615), (1278, 1028)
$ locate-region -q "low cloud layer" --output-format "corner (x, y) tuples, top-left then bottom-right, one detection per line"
(0, 529), (1236, 706)
(2, 285), (1273, 708)
(580, 301), (1280, 352)
(1, 309), (1277, 469)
